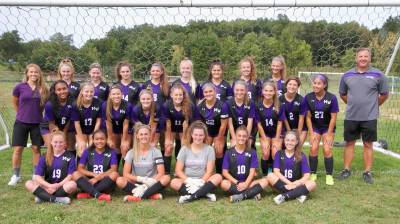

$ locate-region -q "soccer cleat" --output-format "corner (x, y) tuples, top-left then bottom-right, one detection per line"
(338, 169), (352, 180)
(273, 194), (285, 205)
(310, 174), (317, 181)
(230, 194), (244, 203)
(178, 195), (192, 204)
(149, 193), (163, 200)
(8, 175), (21, 186)
(97, 194), (111, 202)
(363, 171), (374, 184)
(254, 193), (262, 201)
(205, 193), (216, 202)
(297, 195), (307, 203)
(76, 192), (92, 199)
(34, 196), (43, 204)
(326, 175), (334, 185)
(54, 197), (71, 205)
(123, 195), (142, 202)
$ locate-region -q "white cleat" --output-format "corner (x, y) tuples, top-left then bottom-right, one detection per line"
(273, 194), (285, 205)
(8, 175), (21, 186)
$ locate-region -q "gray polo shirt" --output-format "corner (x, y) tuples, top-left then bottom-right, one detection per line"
(339, 67), (389, 121)
(177, 144), (215, 178)
(125, 147), (164, 177)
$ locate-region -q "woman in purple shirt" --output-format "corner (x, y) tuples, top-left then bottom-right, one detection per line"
(9, 64), (49, 186)
(57, 58), (80, 100)
(25, 131), (77, 204)
(266, 131), (316, 205)
(115, 61), (141, 105)
(89, 63), (109, 102)
(264, 56), (287, 97)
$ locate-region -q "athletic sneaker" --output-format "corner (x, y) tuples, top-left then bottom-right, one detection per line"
(297, 195), (307, 203)
(205, 193), (216, 202)
(178, 195), (192, 204)
(8, 175), (21, 186)
(326, 175), (334, 185)
(123, 195), (141, 202)
(149, 193), (163, 200)
(34, 196), (43, 204)
(97, 194), (111, 202)
(363, 171), (374, 184)
(254, 193), (262, 201)
(273, 194), (285, 205)
(54, 197), (71, 205)
(310, 174), (317, 181)
(338, 169), (351, 180)
(76, 192), (92, 199)
(230, 194), (244, 203)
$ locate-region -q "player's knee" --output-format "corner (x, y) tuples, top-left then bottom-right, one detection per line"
(25, 180), (36, 192)
(64, 181), (77, 193)
(116, 177), (127, 188)
(305, 180), (317, 192)
(170, 178), (182, 190)
(160, 175), (171, 186)
(220, 179), (231, 190)
(72, 171), (83, 180)
(209, 173), (222, 185)
(108, 171), (119, 181)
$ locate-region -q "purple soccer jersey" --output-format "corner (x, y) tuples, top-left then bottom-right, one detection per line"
(142, 80), (166, 106)
(71, 100), (102, 135)
(12, 83), (43, 124)
(44, 101), (74, 131)
(280, 94), (307, 131)
(130, 104), (161, 132)
(222, 148), (258, 182)
(264, 75), (286, 97)
(195, 100), (229, 137)
(273, 152), (310, 182)
(232, 79), (262, 102)
(171, 78), (196, 103)
(303, 92), (339, 134)
(163, 100), (194, 133)
(227, 99), (256, 129)
(80, 148), (118, 173)
(196, 80), (233, 102)
(255, 102), (287, 138)
(101, 101), (132, 134)
(119, 80), (140, 105)
(68, 81), (80, 100)
(35, 152), (76, 184)
(93, 81), (109, 102)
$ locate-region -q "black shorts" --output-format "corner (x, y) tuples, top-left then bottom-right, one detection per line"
(344, 120), (377, 142)
(12, 121), (43, 147)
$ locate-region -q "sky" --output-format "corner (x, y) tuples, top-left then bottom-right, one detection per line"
(0, 6), (399, 47)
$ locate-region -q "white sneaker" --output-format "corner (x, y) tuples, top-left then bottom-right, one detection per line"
(178, 195), (192, 204)
(34, 196), (43, 204)
(273, 194), (285, 205)
(297, 195), (307, 203)
(8, 175), (21, 186)
(254, 193), (262, 201)
(54, 197), (71, 205)
(205, 193), (216, 202)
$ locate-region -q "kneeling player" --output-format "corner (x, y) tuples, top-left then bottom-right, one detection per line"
(116, 123), (170, 201)
(267, 131), (316, 204)
(25, 131), (77, 204)
(220, 126), (268, 203)
(73, 130), (119, 202)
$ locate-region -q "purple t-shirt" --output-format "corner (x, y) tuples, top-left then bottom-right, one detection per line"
(222, 148), (258, 182)
(119, 80), (140, 105)
(280, 94), (307, 131)
(171, 78), (197, 103)
(227, 99), (256, 129)
(79, 148), (118, 173)
(35, 152), (76, 184)
(194, 100), (229, 137)
(101, 101), (132, 134)
(71, 100), (102, 135)
(12, 83), (43, 124)
(255, 102), (286, 138)
(93, 81), (109, 102)
(196, 80), (233, 102)
(44, 101), (74, 131)
(273, 151), (310, 182)
(162, 100), (194, 133)
(303, 92), (339, 132)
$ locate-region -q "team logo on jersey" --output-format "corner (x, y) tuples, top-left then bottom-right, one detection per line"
(91, 106), (99, 111)
(99, 86), (106, 91)
(70, 85), (78, 90)
(67, 105), (72, 109)
(206, 119), (215, 125)
(294, 101), (300, 106)
(104, 153), (111, 158)
(245, 152), (251, 157)
(120, 109), (126, 114)
(214, 108), (221, 113)
(62, 156), (71, 162)
(323, 100), (331, 104)
(244, 105), (250, 109)
(129, 86), (136, 90)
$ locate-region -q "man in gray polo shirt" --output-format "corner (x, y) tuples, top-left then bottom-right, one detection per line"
(338, 48), (389, 184)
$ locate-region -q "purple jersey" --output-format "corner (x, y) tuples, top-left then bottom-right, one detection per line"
(232, 78), (262, 102)
(12, 83), (43, 124)
(67, 81), (80, 100)
(71, 99), (102, 135)
(101, 101), (132, 134)
(226, 98), (256, 129)
(273, 151), (310, 182)
(142, 80), (167, 106)
(195, 100), (229, 137)
(196, 80), (233, 102)
(80, 147), (118, 173)
(222, 148), (258, 182)
(255, 102), (286, 138)
(130, 104), (161, 132)
(163, 100), (194, 133)
(93, 81), (109, 102)
(279, 94), (307, 131)
(119, 80), (140, 105)
(171, 78), (197, 104)
(35, 151), (76, 184)
(44, 100), (74, 131)
(265, 75), (286, 97)
(303, 92), (339, 133)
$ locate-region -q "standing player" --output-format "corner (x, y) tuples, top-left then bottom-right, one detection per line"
(57, 58), (80, 100)
(338, 48), (389, 184)
(9, 64), (49, 186)
(116, 123), (170, 201)
(71, 83), (102, 158)
(89, 63), (109, 102)
(304, 74), (338, 185)
(195, 83), (229, 173)
(265, 56), (287, 96)
(256, 81), (286, 176)
(115, 61), (141, 105)
(73, 130), (119, 201)
(280, 76), (308, 146)
(232, 57), (262, 102)
(101, 85), (132, 167)
(171, 58), (197, 104)
(227, 80), (256, 147)
(170, 121), (222, 203)
(267, 131), (316, 205)
(163, 84), (194, 173)
(196, 60), (232, 102)
(25, 131), (77, 204)
(220, 126), (267, 203)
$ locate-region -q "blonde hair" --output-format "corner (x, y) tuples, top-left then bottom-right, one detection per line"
(180, 58), (197, 94)
(239, 56), (257, 84)
(57, 58), (76, 81)
(131, 122), (152, 162)
(262, 81), (280, 113)
(233, 79), (250, 106)
(24, 64), (49, 107)
(183, 121), (208, 148)
(106, 85), (122, 124)
(76, 82), (95, 108)
(115, 61), (132, 81)
(46, 131), (66, 166)
(271, 55), (287, 80)
(151, 62), (170, 97)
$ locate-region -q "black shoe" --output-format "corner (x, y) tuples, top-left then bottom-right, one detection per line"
(363, 171), (374, 184)
(338, 169), (351, 180)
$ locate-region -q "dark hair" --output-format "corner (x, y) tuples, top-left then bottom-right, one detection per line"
(285, 76), (301, 88)
(208, 59), (224, 80)
(87, 129), (109, 151)
(312, 74), (329, 91)
(49, 80), (72, 120)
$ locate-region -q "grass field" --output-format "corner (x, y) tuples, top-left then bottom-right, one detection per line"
(0, 147), (399, 224)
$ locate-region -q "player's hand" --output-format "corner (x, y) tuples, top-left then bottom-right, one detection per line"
(230, 138), (236, 147)
(107, 139), (116, 149)
(324, 132), (334, 148)
(89, 178), (98, 185)
(285, 184), (296, 190)
(237, 182), (248, 192)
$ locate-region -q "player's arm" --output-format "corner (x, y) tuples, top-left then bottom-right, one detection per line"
(243, 168), (256, 187)
(305, 111), (313, 133)
(328, 112), (337, 134)
(12, 96), (18, 112)
(93, 117), (101, 132)
(273, 168), (292, 185)
(175, 160), (188, 180)
(284, 119), (291, 131)
(122, 162), (138, 183)
(275, 121), (283, 139)
(153, 163), (166, 180)
(297, 115), (305, 133)
(33, 175), (53, 189)
(257, 123), (267, 140)
(340, 95), (347, 104)
(77, 163), (96, 178)
(222, 168), (239, 185)
(293, 173), (311, 186)
(228, 118), (236, 145)
(378, 94), (389, 106)
(201, 160), (214, 182)
(246, 118), (253, 137)
(48, 121), (59, 132)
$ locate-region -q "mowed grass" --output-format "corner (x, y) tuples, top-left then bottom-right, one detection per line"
(0, 147), (399, 224)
